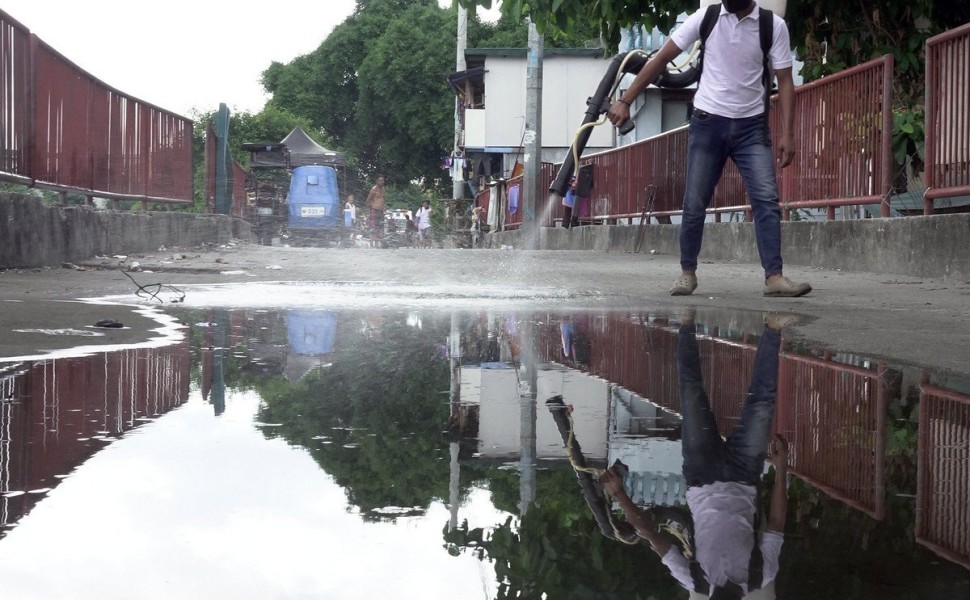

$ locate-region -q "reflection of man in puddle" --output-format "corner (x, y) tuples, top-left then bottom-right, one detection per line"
(601, 311), (791, 599)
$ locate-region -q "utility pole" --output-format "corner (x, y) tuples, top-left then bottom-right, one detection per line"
(452, 5), (468, 202)
(522, 18), (543, 250)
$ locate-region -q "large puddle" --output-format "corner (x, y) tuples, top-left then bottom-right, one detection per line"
(1, 289), (968, 599)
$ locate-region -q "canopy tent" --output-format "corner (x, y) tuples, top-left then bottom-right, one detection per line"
(246, 127), (346, 169)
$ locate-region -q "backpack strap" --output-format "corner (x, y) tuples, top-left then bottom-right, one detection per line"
(758, 6), (774, 119)
(747, 506), (766, 590)
(695, 3), (721, 81)
(690, 559), (711, 594)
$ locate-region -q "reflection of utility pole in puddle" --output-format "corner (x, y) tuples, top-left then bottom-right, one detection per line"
(448, 313), (462, 532)
(518, 319), (538, 516)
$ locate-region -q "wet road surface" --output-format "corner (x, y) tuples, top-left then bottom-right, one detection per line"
(0, 244), (968, 599)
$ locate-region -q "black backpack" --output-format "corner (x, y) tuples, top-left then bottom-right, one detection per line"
(696, 3), (776, 118)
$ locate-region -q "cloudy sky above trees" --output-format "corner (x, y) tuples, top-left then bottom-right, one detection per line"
(2, 0), (499, 117)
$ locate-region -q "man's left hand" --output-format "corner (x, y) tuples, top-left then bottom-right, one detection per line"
(769, 433), (790, 469)
(777, 134), (796, 168)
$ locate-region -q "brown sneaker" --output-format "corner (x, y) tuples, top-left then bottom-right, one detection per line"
(763, 276), (812, 297)
(670, 274), (698, 296)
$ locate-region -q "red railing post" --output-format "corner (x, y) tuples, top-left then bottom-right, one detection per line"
(880, 55), (894, 218)
(923, 22), (970, 214)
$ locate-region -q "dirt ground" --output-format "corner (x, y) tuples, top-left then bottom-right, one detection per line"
(2, 242), (968, 376)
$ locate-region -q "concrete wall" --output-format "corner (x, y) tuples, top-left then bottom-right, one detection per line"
(491, 214), (970, 279)
(1, 193), (251, 269)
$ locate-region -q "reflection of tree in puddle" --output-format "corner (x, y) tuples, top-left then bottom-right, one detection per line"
(174, 307), (970, 595)
(244, 311), (454, 519)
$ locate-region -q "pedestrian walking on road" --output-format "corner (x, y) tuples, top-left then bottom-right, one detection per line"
(415, 200), (432, 248)
(607, 0), (811, 298)
(366, 176), (386, 247)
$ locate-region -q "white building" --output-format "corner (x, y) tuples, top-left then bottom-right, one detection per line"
(449, 48), (615, 185)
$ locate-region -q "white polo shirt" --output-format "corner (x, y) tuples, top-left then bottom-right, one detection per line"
(670, 2), (793, 119)
(661, 481), (784, 594)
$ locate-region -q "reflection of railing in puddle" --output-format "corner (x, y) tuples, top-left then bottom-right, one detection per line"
(777, 354), (888, 520)
(539, 314), (888, 520)
(0, 344), (190, 534)
(918, 380), (970, 570)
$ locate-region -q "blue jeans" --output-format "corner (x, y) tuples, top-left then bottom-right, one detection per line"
(679, 324), (781, 486)
(681, 110), (783, 279)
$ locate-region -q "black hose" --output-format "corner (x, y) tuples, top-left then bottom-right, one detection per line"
(549, 52), (647, 199)
(546, 395), (638, 542)
(548, 51), (700, 203)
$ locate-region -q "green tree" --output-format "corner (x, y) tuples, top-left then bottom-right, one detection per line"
(352, 2), (456, 185)
(262, 0), (605, 190)
(262, 0), (446, 186)
(458, 0), (693, 50)
(473, 7), (602, 49)
(785, 1), (970, 171)
(191, 104), (321, 168)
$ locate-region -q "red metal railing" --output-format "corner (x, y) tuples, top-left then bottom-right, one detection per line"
(504, 175), (524, 229)
(481, 56), (903, 229)
(534, 55), (896, 225)
(924, 22), (970, 214)
(555, 126), (691, 223)
(232, 161), (248, 217)
(775, 55), (895, 219)
(917, 379), (970, 569)
(0, 9), (192, 204)
(536, 312), (888, 519)
(0, 11), (31, 181)
(486, 164), (559, 231)
(205, 122), (217, 212)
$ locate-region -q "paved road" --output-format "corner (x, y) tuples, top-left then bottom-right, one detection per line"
(2, 243), (968, 375)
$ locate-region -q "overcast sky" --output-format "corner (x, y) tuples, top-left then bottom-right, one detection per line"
(2, 1), (500, 118)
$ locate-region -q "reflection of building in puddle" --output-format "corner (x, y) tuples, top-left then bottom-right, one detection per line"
(609, 386), (685, 507)
(460, 362), (610, 460)
(0, 344), (190, 537)
(918, 379), (970, 570)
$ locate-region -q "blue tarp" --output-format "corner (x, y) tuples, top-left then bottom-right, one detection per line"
(286, 310), (337, 356)
(288, 165), (341, 229)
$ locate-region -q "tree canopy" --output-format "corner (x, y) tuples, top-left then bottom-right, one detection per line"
(260, 0), (602, 190)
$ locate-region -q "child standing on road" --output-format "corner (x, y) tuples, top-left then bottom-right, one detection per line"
(415, 200), (432, 248)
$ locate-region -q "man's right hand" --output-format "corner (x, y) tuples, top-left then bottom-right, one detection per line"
(607, 101), (631, 128)
(599, 468), (626, 497)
